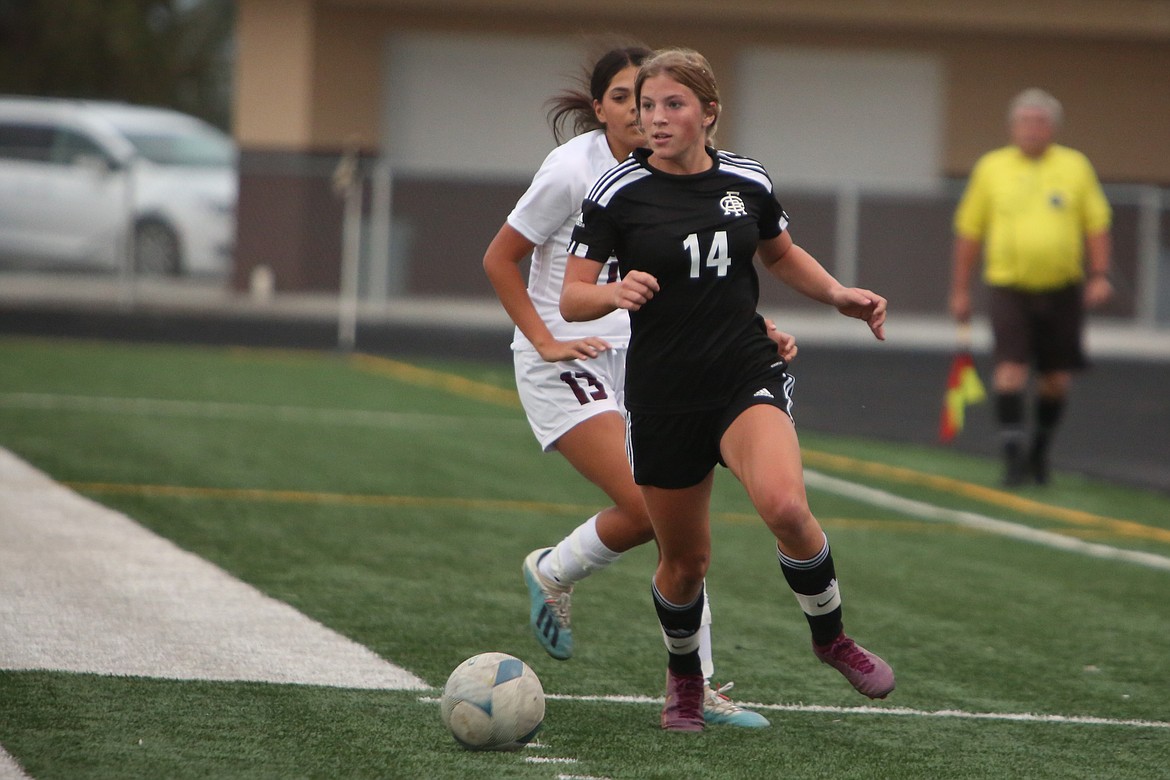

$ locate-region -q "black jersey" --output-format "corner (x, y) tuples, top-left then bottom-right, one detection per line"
(569, 147), (789, 413)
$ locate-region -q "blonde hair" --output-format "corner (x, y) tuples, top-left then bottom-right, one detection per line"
(635, 48), (721, 141)
(1009, 88), (1063, 128)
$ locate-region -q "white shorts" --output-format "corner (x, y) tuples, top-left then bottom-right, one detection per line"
(513, 347), (627, 452)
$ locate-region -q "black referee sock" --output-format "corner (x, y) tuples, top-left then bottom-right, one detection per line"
(996, 391), (1028, 483)
(1033, 395), (1065, 448)
(651, 580), (704, 676)
(1031, 395), (1065, 482)
(995, 391), (1026, 443)
(778, 534), (844, 647)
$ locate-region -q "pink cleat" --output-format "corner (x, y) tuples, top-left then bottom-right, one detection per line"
(814, 633), (896, 699)
(661, 669), (705, 732)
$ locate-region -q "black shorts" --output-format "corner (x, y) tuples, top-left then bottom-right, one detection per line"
(989, 284), (1088, 373)
(627, 363), (795, 489)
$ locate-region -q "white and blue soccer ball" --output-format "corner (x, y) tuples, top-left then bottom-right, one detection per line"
(440, 652), (545, 751)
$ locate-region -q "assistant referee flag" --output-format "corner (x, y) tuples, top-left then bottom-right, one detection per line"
(939, 351), (986, 442)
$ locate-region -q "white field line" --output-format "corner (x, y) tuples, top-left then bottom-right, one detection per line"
(525, 756), (579, 764)
(544, 694), (1170, 730)
(0, 748), (31, 780)
(420, 695), (1170, 730)
(803, 470), (1170, 572)
(0, 447), (428, 691)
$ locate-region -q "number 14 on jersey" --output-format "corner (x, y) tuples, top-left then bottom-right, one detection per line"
(684, 230), (730, 279)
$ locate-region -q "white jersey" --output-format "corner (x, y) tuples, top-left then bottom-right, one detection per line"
(506, 129), (630, 350)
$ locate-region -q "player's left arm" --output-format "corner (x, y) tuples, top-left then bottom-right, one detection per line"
(763, 318), (798, 362)
(758, 231), (886, 341)
(1083, 229), (1113, 308)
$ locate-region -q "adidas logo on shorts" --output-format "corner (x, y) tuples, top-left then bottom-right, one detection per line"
(753, 388), (774, 399)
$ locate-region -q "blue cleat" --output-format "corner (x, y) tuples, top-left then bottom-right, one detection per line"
(703, 681), (771, 728)
(522, 548), (573, 660)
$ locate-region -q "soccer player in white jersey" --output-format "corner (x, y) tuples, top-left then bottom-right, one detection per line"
(562, 48), (895, 731)
(483, 44), (792, 728)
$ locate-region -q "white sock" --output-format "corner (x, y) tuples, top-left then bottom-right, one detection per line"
(699, 586), (714, 680)
(539, 513), (621, 586)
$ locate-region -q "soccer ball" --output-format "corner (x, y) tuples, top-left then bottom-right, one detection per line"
(440, 652), (545, 751)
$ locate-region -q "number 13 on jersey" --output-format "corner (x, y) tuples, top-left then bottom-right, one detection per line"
(684, 230), (730, 279)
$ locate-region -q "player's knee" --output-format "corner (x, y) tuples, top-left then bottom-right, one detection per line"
(661, 550), (709, 590)
(759, 494), (814, 541)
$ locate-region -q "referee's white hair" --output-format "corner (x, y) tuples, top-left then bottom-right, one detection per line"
(1009, 88), (1063, 128)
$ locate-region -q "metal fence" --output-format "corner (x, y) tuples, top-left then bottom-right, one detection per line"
(347, 166), (1169, 327)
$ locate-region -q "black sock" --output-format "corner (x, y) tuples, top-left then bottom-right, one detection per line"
(778, 535), (843, 647)
(1032, 395), (1065, 456)
(652, 581), (704, 676)
(996, 392), (1026, 441)
(996, 391), (1027, 465)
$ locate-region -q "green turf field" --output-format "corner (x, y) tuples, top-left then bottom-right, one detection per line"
(0, 336), (1167, 779)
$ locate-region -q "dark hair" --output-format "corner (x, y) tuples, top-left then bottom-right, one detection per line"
(547, 43), (653, 144)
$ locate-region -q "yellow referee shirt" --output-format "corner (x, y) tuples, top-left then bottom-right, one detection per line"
(954, 144), (1111, 291)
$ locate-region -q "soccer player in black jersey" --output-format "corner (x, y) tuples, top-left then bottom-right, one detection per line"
(561, 48), (895, 731)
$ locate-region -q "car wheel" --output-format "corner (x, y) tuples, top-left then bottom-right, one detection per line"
(134, 220), (182, 276)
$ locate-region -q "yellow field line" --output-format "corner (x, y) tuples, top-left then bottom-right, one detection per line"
(350, 353), (522, 409)
(66, 479), (947, 533)
(67, 479), (1152, 546)
(66, 481), (583, 516)
(346, 353), (1169, 545)
(13, 342), (1159, 544)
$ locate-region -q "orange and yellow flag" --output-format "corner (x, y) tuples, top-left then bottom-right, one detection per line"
(939, 351), (986, 442)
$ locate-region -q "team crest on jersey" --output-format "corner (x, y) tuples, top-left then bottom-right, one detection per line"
(720, 191), (747, 217)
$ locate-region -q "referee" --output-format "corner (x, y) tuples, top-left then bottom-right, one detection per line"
(949, 88), (1113, 487)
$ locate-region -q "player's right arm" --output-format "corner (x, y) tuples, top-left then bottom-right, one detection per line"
(560, 254), (658, 322)
(562, 194), (659, 322)
(483, 223), (611, 361)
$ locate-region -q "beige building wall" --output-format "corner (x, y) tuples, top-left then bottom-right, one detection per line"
(234, 0), (317, 149)
(235, 0), (1170, 180)
(231, 0), (1170, 300)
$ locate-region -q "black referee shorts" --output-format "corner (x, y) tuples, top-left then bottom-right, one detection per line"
(989, 284), (1088, 373)
(628, 362), (795, 489)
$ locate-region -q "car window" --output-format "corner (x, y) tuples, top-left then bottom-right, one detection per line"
(49, 128), (111, 166)
(121, 125), (235, 167)
(0, 123), (54, 162)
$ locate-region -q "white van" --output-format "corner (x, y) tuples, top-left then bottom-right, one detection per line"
(0, 97), (237, 276)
